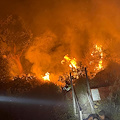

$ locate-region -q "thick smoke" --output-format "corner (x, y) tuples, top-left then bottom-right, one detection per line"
(1, 0), (120, 82)
(25, 30), (68, 85)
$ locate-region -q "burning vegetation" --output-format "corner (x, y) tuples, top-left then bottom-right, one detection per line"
(0, 15), (112, 86)
(0, 0), (120, 89)
(61, 54), (78, 69)
(42, 72), (50, 81)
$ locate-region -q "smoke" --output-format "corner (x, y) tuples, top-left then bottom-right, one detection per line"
(25, 30), (68, 85)
(1, 0), (120, 81)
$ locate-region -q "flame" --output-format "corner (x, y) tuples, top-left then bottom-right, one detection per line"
(62, 54), (77, 69)
(70, 59), (77, 68)
(96, 45), (104, 70)
(42, 72), (50, 81)
(95, 45), (102, 52)
(91, 45), (104, 71)
(64, 55), (71, 62)
(97, 60), (103, 70)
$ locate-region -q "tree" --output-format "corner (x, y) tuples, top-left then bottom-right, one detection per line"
(0, 54), (9, 81)
(0, 15), (32, 77)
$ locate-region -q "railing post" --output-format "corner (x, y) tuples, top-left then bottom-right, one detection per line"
(79, 110), (83, 120)
(70, 72), (77, 114)
(85, 67), (95, 114)
(85, 67), (91, 96)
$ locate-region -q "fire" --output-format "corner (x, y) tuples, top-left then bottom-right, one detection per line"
(96, 45), (104, 70)
(69, 59), (77, 68)
(42, 72), (50, 81)
(97, 60), (103, 70)
(95, 45), (102, 52)
(61, 54), (82, 79)
(61, 54), (77, 69)
(91, 45), (104, 71)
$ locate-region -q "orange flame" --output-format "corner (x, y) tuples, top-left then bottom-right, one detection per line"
(42, 72), (50, 81)
(95, 45), (102, 52)
(91, 45), (104, 71)
(61, 54), (77, 69)
(97, 60), (103, 70)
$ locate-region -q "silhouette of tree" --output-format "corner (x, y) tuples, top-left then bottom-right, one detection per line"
(0, 15), (32, 76)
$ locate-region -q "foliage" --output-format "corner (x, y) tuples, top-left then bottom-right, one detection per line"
(0, 15), (32, 54)
(0, 15), (33, 76)
(0, 55), (9, 81)
(0, 76), (62, 100)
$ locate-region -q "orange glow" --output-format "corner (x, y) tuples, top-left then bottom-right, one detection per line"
(95, 45), (102, 52)
(70, 59), (77, 68)
(42, 72), (50, 81)
(62, 54), (77, 69)
(91, 45), (104, 71)
(97, 60), (103, 70)
(96, 45), (104, 70)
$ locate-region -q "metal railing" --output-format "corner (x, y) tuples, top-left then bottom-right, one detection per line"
(85, 67), (95, 114)
(70, 72), (83, 120)
(74, 88), (83, 120)
(70, 67), (96, 120)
